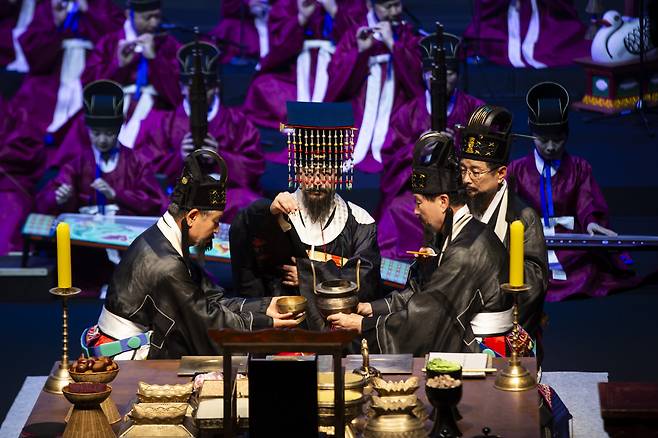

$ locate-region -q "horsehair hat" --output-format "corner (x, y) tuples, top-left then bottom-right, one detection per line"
(419, 32), (461, 71)
(177, 40), (221, 84)
(411, 130), (462, 195)
(83, 80), (124, 129)
(282, 101), (357, 190)
(526, 81), (570, 137)
(127, 0), (161, 12)
(170, 149), (228, 211)
(459, 105), (514, 166)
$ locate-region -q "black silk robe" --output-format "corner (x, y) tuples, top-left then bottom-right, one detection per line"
(229, 197), (383, 302)
(485, 191), (548, 339)
(104, 225), (272, 359)
(361, 217), (511, 356)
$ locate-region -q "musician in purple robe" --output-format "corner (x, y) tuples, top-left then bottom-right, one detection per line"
(462, 0), (590, 68)
(0, 109), (44, 255)
(0, 0), (36, 72)
(376, 32), (484, 260)
(507, 82), (639, 301)
(209, 0), (273, 64)
(81, 0), (181, 149)
(241, 0), (365, 130)
(2, 0), (123, 159)
(133, 41), (264, 223)
(36, 80), (167, 217)
(324, 0), (423, 173)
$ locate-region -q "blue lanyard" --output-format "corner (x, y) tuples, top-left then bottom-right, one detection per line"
(539, 156), (559, 228)
(130, 10), (149, 100)
(60, 2), (80, 35)
(94, 148), (119, 215)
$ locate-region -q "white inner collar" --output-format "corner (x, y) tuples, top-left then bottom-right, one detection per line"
(534, 149), (557, 177)
(157, 211), (183, 257)
(287, 190), (349, 247)
(92, 145), (120, 173)
(477, 180), (509, 243)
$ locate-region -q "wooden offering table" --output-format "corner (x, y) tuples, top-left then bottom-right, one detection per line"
(21, 357), (540, 437)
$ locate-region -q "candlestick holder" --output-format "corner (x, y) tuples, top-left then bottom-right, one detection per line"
(44, 287), (81, 394)
(493, 283), (536, 392)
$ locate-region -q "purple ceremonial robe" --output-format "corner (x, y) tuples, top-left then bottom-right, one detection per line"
(0, 0), (22, 66)
(376, 89), (485, 260)
(36, 143), (167, 217)
(133, 103), (265, 222)
(81, 25), (182, 110)
(3, 0), (123, 151)
(507, 151), (640, 301)
(241, 0), (365, 129)
(463, 0), (590, 68)
(324, 18), (424, 173)
(209, 0), (276, 64)
(0, 110), (44, 255)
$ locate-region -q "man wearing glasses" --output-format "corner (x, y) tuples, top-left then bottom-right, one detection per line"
(460, 104), (548, 362)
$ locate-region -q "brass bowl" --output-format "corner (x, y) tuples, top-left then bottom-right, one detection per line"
(317, 390), (366, 427)
(69, 367), (119, 384)
(317, 372), (366, 391)
(63, 383), (112, 408)
(276, 296), (307, 315)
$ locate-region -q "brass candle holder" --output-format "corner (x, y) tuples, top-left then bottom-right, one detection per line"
(493, 283), (537, 392)
(44, 287), (81, 394)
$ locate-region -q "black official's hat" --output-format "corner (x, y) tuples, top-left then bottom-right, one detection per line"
(177, 41), (220, 85)
(127, 0), (161, 12)
(170, 149), (227, 211)
(459, 105), (514, 166)
(527, 82), (570, 137)
(419, 32), (461, 71)
(282, 101), (357, 191)
(83, 80), (124, 129)
(411, 131), (462, 195)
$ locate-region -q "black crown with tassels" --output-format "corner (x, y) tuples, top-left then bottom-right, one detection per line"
(526, 81), (570, 137)
(419, 31), (461, 71)
(83, 80), (124, 129)
(411, 131), (462, 195)
(177, 40), (220, 85)
(170, 149), (227, 211)
(459, 105), (514, 166)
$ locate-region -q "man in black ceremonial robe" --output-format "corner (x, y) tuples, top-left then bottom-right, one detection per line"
(460, 104), (548, 359)
(328, 130), (512, 356)
(84, 150), (299, 360)
(229, 102), (383, 302)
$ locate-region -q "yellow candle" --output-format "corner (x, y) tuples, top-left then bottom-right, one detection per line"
(56, 222), (72, 289)
(509, 220), (524, 287)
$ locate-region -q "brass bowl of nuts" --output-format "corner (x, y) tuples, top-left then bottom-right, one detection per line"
(68, 355), (119, 384)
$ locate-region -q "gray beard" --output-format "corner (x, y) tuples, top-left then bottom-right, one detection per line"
(193, 239), (213, 266)
(302, 189), (335, 224)
(467, 190), (497, 219)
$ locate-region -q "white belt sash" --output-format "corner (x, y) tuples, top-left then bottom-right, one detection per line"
(296, 39), (335, 103)
(118, 84), (158, 149)
(506, 0), (547, 68)
(543, 215), (575, 281)
(353, 53), (394, 165)
(47, 38), (93, 133)
(255, 15), (270, 59)
(471, 308), (514, 336)
(6, 0), (35, 73)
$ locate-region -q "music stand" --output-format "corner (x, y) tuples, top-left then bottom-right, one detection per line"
(208, 328), (357, 438)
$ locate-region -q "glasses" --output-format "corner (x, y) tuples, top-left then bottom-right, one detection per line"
(460, 167), (496, 180)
